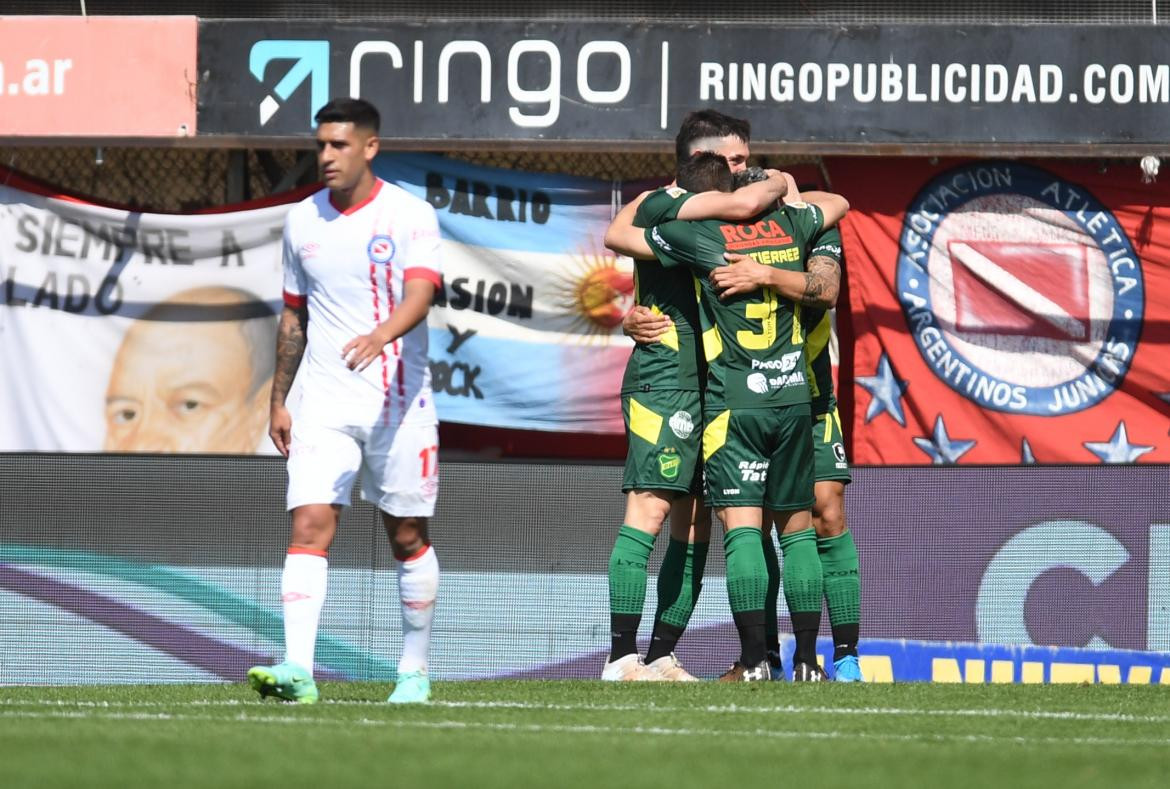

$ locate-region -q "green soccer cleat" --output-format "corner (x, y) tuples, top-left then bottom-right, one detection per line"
(833, 655), (865, 683)
(247, 661), (319, 704)
(387, 670), (431, 704)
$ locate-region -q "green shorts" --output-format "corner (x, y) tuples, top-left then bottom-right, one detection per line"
(813, 406), (852, 484)
(621, 390), (702, 495)
(702, 405), (814, 511)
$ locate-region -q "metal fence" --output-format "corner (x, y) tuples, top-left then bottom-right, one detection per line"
(0, 146), (824, 212)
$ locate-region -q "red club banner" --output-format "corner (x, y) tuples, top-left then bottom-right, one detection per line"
(830, 158), (1170, 465)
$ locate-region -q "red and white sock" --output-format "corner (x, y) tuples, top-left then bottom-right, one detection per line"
(281, 549), (328, 675)
(397, 544), (439, 674)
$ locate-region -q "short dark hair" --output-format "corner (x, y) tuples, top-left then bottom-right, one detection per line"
(677, 151), (733, 194)
(732, 166), (770, 189)
(674, 110), (750, 164)
(314, 98), (381, 134)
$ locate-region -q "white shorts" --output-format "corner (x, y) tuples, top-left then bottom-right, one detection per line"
(286, 420), (439, 517)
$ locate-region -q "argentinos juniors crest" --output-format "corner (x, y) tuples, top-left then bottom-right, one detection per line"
(897, 162), (1142, 416)
(834, 158), (1170, 465)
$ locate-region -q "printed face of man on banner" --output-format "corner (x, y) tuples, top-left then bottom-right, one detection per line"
(103, 287), (277, 454)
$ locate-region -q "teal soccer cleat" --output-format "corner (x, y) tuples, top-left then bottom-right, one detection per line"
(247, 661), (319, 704)
(833, 655), (865, 683)
(387, 670), (431, 704)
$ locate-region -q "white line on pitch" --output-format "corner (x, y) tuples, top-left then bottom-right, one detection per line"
(1, 708), (1168, 748)
(0, 697), (1167, 725)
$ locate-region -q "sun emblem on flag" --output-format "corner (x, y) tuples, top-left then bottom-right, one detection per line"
(556, 249), (635, 338)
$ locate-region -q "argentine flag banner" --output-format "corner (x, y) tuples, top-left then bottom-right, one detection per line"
(376, 153), (632, 434)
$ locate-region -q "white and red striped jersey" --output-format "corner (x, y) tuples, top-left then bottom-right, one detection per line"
(282, 179), (441, 427)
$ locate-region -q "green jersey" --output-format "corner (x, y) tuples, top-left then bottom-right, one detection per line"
(645, 202), (826, 411)
(619, 186), (705, 394)
(803, 226), (844, 413)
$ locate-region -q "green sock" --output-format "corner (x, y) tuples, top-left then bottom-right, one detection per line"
(779, 528), (823, 613)
(818, 530), (861, 659)
(724, 527), (767, 613)
(762, 531), (781, 654)
(724, 526), (768, 665)
(656, 539), (709, 628)
(608, 525), (656, 660)
(645, 539), (709, 664)
(779, 528), (823, 666)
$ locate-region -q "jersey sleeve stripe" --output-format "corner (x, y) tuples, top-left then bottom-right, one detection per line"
(283, 290), (306, 309)
(404, 267), (441, 287)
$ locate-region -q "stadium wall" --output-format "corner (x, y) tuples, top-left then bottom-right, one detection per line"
(2, 455), (1167, 684)
(2, 9), (1167, 686)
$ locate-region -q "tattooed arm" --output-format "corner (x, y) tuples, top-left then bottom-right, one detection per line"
(709, 253), (841, 308)
(796, 254), (843, 308)
(269, 304), (308, 457)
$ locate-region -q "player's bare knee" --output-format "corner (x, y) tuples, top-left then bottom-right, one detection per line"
(667, 498), (708, 542)
(624, 490), (672, 535)
(772, 508), (812, 535)
(385, 515), (428, 560)
(813, 491), (847, 538)
(289, 505), (337, 551)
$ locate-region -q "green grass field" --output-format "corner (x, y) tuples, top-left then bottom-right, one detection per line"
(2, 681), (1167, 789)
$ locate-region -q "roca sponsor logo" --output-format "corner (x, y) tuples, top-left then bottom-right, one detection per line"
(896, 161), (1142, 416)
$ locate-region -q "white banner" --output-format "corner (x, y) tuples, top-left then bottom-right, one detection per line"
(0, 154), (636, 453)
(0, 178), (290, 453)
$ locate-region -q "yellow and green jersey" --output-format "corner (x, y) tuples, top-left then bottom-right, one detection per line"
(619, 187), (706, 394)
(645, 202), (826, 412)
(802, 225), (844, 414)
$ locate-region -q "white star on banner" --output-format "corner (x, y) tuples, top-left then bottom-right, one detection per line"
(1083, 421), (1155, 463)
(857, 353), (909, 426)
(912, 415), (976, 464)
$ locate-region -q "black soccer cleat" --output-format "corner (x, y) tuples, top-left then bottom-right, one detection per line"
(766, 650), (785, 681)
(741, 660), (772, 682)
(718, 662), (747, 682)
(792, 661), (830, 682)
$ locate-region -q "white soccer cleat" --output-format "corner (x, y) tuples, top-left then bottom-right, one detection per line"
(601, 653), (653, 681)
(644, 653), (699, 682)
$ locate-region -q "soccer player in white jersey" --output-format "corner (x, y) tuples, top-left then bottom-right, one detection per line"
(248, 98), (442, 705)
